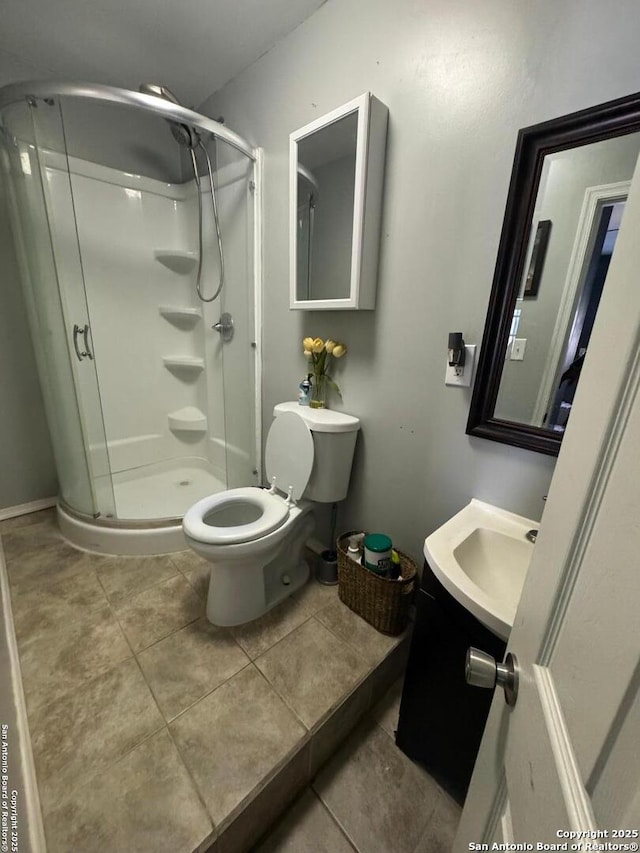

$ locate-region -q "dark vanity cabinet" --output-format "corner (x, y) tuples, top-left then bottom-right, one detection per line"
(395, 561), (505, 804)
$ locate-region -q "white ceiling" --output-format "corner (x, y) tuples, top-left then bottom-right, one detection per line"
(0, 0), (326, 107)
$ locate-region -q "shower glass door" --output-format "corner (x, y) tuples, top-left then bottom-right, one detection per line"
(0, 100), (114, 518)
(52, 95), (258, 520)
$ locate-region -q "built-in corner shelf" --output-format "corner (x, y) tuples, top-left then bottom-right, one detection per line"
(154, 250), (198, 274)
(159, 305), (202, 327)
(162, 356), (205, 374)
(168, 406), (207, 433)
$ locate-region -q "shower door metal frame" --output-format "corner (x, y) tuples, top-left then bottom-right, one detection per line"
(252, 148), (264, 484)
(0, 81), (255, 161)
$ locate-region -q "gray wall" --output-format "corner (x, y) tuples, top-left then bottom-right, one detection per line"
(0, 51), (57, 510)
(199, 0), (640, 561)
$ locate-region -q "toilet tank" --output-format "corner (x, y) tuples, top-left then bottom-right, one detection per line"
(273, 403), (360, 503)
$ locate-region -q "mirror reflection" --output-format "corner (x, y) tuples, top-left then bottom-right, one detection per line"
(493, 132), (640, 433)
(295, 111), (358, 302)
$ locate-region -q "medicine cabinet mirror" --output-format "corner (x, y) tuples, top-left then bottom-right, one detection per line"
(289, 92), (388, 310)
(467, 91), (640, 455)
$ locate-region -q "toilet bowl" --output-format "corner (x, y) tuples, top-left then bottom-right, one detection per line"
(184, 485), (315, 626)
(183, 403), (361, 627)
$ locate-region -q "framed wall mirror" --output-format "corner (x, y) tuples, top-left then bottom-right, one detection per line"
(467, 92), (640, 455)
(289, 92), (388, 310)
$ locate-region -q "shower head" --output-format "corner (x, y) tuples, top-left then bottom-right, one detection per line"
(139, 82), (199, 149)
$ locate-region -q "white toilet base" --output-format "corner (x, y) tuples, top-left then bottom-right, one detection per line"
(205, 557), (309, 627)
(196, 509), (315, 627)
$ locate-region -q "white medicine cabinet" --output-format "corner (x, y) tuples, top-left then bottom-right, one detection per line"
(289, 92), (388, 310)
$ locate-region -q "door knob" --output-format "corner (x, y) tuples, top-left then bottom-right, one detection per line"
(465, 647), (519, 707)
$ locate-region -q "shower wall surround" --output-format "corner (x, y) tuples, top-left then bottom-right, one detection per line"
(43, 151), (225, 477)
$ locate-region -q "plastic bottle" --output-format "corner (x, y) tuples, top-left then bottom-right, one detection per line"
(347, 535), (362, 562)
(298, 374), (312, 406)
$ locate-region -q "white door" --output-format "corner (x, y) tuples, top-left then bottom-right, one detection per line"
(455, 153), (640, 848)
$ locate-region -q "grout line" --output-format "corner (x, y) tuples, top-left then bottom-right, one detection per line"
(160, 660), (254, 726)
(179, 569), (208, 601)
(250, 617), (386, 750)
(40, 723), (169, 822)
(98, 561), (184, 609)
(246, 610), (315, 662)
(129, 652), (168, 721)
(308, 714), (439, 850)
(312, 786), (363, 852)
(107, 572), (206, 654)
(106, 596), (140, 660)
(314, 790), (360, 852)
(125, 613), (202, 655)
(164, 722), (218, 846)
(131, 614), (206, 656)
(250, 658), (311, 734)
(17, 596), (136, 714)
(23, 649), (135, 718)
(313, 602), (398, 670)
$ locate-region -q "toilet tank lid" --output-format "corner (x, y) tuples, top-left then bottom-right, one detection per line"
(274, 402), (360, 433)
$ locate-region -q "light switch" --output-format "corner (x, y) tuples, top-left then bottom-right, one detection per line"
(511, 338), (527, 361)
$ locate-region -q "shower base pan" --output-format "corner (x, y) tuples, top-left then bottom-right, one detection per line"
(111, 456), (225, 520)
(57, 504), (184, 555)
(59, 458), (227, 555)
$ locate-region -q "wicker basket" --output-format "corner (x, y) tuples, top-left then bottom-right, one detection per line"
(337, 531), (417, 636)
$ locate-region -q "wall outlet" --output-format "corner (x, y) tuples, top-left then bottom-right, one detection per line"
(445, 344), (476, 387)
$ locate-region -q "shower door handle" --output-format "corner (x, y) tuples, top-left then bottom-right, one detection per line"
(83, 324), (94, 359)
(72, 324), (93, 361)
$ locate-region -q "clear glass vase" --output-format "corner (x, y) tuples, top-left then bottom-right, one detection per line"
(310, 372), (327, 408)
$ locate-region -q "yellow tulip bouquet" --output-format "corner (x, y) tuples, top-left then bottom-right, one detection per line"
(302, 336), (347, 409)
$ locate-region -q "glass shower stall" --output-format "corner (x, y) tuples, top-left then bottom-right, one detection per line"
(0, 82), (261, 553)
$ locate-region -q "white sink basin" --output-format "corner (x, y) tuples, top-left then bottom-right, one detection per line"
(424, 499), (537, 640)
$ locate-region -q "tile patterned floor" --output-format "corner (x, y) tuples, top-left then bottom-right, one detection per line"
(0, 509), (414, 853)
(255, 679), (462, 853)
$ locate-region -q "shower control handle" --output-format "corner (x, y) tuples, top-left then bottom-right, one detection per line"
(212, 312), (234, 342)
(72, 323), (94, 361)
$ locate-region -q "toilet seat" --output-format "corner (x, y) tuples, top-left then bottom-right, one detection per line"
(183, 487), (290, 545)
(183, 411), (315, 548)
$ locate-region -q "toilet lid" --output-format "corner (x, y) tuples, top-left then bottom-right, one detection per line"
(265, 412), (314, 500)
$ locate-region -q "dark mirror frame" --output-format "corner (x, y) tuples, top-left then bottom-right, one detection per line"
(467, 91), (640, 456)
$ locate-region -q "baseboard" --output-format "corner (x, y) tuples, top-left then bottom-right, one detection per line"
(0, 497), (57, 522)
(0, 542), (47, 852)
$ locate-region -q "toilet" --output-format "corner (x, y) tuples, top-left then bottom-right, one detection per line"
(183, 402), (361, 626)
